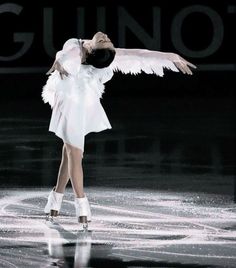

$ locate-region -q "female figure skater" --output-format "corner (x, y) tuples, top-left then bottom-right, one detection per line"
(42, 31), (196, 230)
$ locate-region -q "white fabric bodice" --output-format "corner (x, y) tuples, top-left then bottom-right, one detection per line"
(42, 38), (114, 107)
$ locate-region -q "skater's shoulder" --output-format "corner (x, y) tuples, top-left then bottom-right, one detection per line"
(62, 38), (80, 51)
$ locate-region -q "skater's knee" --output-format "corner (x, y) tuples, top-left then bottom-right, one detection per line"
(64, 143), (83, 159)
(62, 144), (68, 159)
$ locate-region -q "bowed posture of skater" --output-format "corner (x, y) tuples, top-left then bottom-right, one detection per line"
(42, 31), (196, 230)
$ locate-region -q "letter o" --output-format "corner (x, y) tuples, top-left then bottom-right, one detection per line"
(171, 5), (224, 58)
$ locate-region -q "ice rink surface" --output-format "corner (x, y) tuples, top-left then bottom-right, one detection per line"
(0, 187), (236, 268)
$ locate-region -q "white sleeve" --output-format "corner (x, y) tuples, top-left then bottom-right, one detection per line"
(99, 67), (114, 84)
(55, 38), (82, 75)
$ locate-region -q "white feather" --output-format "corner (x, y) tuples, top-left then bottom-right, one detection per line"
(110, 48), (179, 77)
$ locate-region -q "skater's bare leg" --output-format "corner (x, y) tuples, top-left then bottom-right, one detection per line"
(54, 144), (70, 193)
(64, 143), (85, 198)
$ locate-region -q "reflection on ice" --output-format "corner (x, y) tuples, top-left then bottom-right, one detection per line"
(45, 222), (92, 267)
(74, 232), (92, 268)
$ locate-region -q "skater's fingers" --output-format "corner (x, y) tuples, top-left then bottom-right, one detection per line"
(175, 61), (194, 75)
(187, 62), (197, 69)
(175, 62), (186, 74)
(181, 60), (195, 75)
(182, 63), (193, 75)
(59, 72), (64, 80)
(59, 67), (69, 78)
(179, 56), (196, 68)
(46, 67), (54, 75)
(63, 70), (69, 77)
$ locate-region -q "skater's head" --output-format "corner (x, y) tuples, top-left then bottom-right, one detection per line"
(84, 48), (116, 68)
(91, 32), (114, 49)
(82, 31), (116, 68)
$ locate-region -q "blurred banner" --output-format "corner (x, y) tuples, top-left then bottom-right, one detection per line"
(0, 0), (235, 74)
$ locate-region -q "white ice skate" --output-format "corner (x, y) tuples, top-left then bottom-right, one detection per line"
(75, 195), (92, 231)
(44, 187), (64, 223)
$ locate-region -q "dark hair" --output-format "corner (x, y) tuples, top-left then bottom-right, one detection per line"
(84, 48), (116, 68)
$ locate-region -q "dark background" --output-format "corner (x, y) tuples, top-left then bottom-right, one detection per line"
(0, 0), (235, 193)
(0, 0), (235, 99)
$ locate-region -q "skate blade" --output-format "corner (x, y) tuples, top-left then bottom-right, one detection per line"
(77, 229), (92, 234)
(77, 223), (92, 233)
(45, 216), (60, 228)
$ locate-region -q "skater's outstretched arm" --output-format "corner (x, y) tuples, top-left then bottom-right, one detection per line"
(110, 48), (197, 76)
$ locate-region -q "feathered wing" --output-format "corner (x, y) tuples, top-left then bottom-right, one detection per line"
(110, 48), (196, 76)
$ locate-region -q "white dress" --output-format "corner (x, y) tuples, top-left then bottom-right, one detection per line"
(42, 38), (114, 157)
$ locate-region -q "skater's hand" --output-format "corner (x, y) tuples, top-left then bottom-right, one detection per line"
(168, 53), (197, 75)
(46, 60), (69, 79)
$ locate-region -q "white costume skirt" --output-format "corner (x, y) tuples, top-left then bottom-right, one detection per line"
(48, 87), (112, 157)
